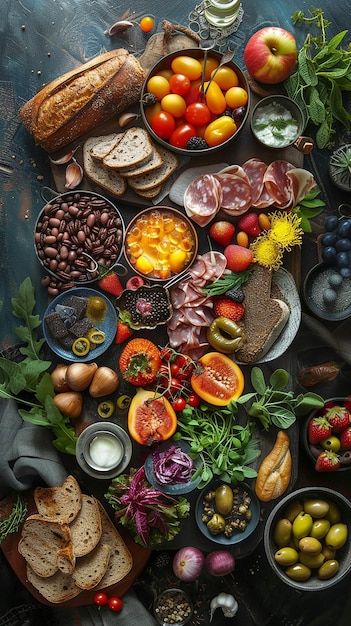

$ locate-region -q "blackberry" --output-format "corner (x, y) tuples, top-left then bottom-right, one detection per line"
(225, 288), (245, 303)
(141, 92), (158, 107)
(118, 285), (172, 329)
(223, 109), (234, 118)
(186, 136), (209, 150)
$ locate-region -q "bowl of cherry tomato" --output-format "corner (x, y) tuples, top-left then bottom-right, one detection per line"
(140, 48), (250, 156)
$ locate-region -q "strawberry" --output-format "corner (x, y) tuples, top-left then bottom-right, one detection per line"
(315, 450), (340, 472)
(308, 415), (332, 445)
(340, 427), (351, 451)
(213, 297), (245, 322)
(119, 338), (161, 386)
(237, 212), (262, 237)
(223, 244), (254, 272)
(209, 221), (235, 247)
(325, 405), (351, 433)
(98, 271), (123, 297)
(115, 320), (134, 344)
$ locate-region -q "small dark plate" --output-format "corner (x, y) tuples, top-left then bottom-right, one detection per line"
(303, 262), (351, 321)
(144, 439), (202, 495)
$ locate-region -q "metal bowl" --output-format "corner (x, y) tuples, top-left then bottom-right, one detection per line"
(264, 486), (351, 591)
(124, 206), (198, 282)
(34, 190), (125, 285)
(140, 48), (250, 156)
(251, 95), (311, 152)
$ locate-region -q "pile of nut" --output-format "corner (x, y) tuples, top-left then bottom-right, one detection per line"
(154, 589), (192, 625)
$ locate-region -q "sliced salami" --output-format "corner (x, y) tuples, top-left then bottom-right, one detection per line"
(215, 172), (252, 215)
(263, 160), (295, 207)
(184, 173), (223, 227)
(242, 158), (268, 205)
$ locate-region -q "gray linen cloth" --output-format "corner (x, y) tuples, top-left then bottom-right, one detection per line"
(0, 397), (157, 626)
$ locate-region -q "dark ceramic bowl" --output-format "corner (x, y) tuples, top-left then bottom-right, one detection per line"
(264, 486), (351, 591)
(251, 94), (305, 150)
(140, 48), (250, 156)
(303, 262), (351, 321)
(301, 397), (351, 473)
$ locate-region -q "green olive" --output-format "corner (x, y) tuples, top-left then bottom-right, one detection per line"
(285, 563), (312, 582)
(321, 436), (341, 452)
(325, 501), (341, 524)
(325, 523), (348, 550)
(310, 518), (330, 540)
(322, 546), (336, 560)
(299, 551), (325, 569)
(303, 499), (330, 519)
(274, 547), (299, 566)
(273, 518), (292, 547)
(299, 536), (322, 555)
(207, 513), (226, 535)
(284, 500), (304, 523)
(318, 559), (339, 580)
(214, 484), (234, 516)
(292, 512), (313, 539)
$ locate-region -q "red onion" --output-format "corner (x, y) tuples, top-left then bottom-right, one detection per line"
(205, 550), (235, 577)
(173, 547), (205, 581)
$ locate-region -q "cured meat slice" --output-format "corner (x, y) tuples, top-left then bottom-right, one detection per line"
(215, 172), (252, 215)
(219, 164), (251, 183)
(242, 158), (268, 205)
(184, 174), (223, 226)
(285, 168), (316, 208)
(263, 160), (294, 207)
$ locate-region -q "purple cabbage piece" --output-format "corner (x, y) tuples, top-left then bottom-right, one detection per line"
(153, 445), (194, 485)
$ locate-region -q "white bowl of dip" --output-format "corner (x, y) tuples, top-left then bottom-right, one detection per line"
(251, 95), (310, 152)
(76, 422), (132, 479)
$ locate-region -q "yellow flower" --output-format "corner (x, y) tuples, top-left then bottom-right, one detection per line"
(250, 234), (283, 271)
(268, 211), (304, 251)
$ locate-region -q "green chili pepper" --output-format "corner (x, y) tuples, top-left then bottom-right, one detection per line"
(207, 317), (246, 354)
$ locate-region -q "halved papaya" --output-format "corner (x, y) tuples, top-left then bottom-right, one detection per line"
(191, 352), (245, 406)
(128, 388), (177, 446)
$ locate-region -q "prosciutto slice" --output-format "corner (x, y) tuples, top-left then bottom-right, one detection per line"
(285, 168), (316, 207)
(263, 160), (295, 207)
(184, 174), (222, 226)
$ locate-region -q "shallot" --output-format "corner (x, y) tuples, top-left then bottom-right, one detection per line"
(172, 547), (205, 581)
(205, 550), (235, 576)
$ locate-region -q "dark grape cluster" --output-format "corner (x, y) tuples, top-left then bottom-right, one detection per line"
(320, 215), (351, 278)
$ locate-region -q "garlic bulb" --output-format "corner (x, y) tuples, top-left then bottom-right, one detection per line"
(209, 593), (238, 622)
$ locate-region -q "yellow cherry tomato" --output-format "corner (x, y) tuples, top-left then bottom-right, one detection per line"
(211, 66), (239, 90)
(140, 16), (154, 33)
(146, 75), (170, 100)
(225, 86), (248, 108)
(204, 80), (227, 115)
(171, 56), (202, 81)
(158, 69), (173, 81)
(200, 57), (219, 81)
(161, 93), (187, 118)
(204, 115), (237, 147)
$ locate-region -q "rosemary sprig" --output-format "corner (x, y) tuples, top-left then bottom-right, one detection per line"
(0, 493), (28, 543)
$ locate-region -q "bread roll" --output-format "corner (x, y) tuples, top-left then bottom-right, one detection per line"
(255, 430), (292, 502)
(19, 49), (145, 153)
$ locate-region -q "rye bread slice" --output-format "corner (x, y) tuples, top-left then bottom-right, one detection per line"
(18, 515), (72, 578)
(236, 265), (290, 364)
(127, 147), (179, 191)
(72, 542), (111, 590)
(70, 494), (102, 557)
(102, 127), (153, 170)
(94, 502), (133, 589)
(83, 137), (127, 197)
(26, 565), (82, 604)
(34, 475), (82, 524)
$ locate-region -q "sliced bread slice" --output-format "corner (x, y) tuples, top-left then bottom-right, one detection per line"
(34, 475), (82, 524)
(127, 147), (179, 191)
(94, 502), (133, 589)
(134, 184), (163, 199)
(102, 127), (153, 170)
(27, 565), (82, 604)
(89, 133), (124, 161)
(18, 515), (72, 578)
(72, 543), (111, 590)
(83, 137), (127, 197)
(56, 544), (76, 575)
(120, 145), (163, 178)
(70, 494), (102, 557)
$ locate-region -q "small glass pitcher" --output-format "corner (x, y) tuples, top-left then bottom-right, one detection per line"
(204, 0), (241, 28)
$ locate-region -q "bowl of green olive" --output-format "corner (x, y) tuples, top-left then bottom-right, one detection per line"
(264, 487), (351, 591)
(195, 479), (260, 546)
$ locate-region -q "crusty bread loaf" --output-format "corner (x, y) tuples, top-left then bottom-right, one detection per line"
(26, 566), (82, 604)
(255, 431), (292, 502)
(18, 516), (71, 578)
(34, 475), (82, 523)
(72, 543), (111, 590)
(103, 127), (154, 170)
(83, 137), (127, 197)
(70, 494), (102, 557)
(94, 501), (133, 589)
(19, 50), (145, 153)
(236, 265), (290, 363)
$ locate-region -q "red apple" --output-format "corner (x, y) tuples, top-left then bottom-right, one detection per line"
(244, 27), (297, 84)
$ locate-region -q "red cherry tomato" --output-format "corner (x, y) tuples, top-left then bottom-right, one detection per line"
(151, 111), (176, 139)
(185, 102), (211, 126)
(169, 123), (196, 148)
(169, 73), (191, 96)
(169, 377), (183, 394)
(140, 16), (154, 33)
(160, 347), (173, 361)
(108, 597), (123, 612)
(94, 592), (108, 606)
(170, 362), (181, 377)
(188, 393), (201, 407)
(172, 397), (187, 412)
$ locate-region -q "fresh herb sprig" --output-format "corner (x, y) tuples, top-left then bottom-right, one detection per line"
(174, 403), (261, 488)
(284, 8), (351, 149)
(0, 493), (28, 543)
(237, 367), (324, 430)
(0, 278), (77, 455)
(202, 269), (251, 297)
